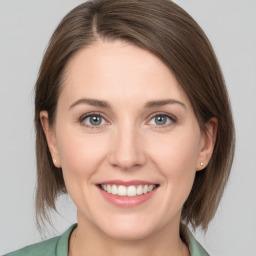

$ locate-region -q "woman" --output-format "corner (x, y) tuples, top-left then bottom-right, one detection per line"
(5, 0), (235, 255)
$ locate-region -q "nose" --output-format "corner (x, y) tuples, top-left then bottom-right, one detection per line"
(108, 125), (147, 170)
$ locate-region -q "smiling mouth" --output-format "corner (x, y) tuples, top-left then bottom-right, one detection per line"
(98, 184), (159, 197)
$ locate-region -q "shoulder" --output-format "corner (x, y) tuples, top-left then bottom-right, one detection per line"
(3, 224), (77, 256)
(4, 236), (61, 256)
(188, 230), (210, 256)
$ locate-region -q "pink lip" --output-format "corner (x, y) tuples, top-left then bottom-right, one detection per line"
(99, 180), (156, 186)
(97, 184), (159, 208)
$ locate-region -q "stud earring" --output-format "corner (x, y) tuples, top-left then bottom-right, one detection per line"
(54, 159), (57, 164)
(200, 162), (203, 166)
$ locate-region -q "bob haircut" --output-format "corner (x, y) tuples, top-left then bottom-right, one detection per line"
(35, 0), (235, 233)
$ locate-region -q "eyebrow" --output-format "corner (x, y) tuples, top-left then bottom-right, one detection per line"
(69, 98), (111, 110)
(145, 99), (186, 109)
(69, 98), (186, 110)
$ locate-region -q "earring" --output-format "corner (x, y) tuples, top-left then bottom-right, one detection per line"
(54, 159), (57, 164)
(200, 162), (203, 166)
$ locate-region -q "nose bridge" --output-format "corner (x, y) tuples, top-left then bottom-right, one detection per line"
(109, 120), (146, 169)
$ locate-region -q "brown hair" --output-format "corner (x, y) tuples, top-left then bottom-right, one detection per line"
(35, 0), (235, 233)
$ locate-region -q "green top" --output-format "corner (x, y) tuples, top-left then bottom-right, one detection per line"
(4, 224), (209, 256)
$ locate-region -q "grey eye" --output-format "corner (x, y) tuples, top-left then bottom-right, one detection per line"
(149, 115), (172, 126)
(83, 114), (106, 126)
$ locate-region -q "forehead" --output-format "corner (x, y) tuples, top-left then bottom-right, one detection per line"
(59, 40), (190, 107)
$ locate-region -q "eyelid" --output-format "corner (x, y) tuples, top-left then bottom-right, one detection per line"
(79, 111), (110, 128)
(146, 112), (177, 127)
(78, 111), (177, 129)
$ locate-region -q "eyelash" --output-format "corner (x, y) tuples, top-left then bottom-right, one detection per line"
(79, 112), (109, 129)
(147, 112), (177, 128)
(79, 112), (177, 129)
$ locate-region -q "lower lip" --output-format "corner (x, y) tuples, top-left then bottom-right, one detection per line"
(98, 186), (158, 208)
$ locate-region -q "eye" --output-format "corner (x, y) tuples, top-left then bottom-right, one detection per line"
(148, 114), (176, 126)
(81, 113), (107, 127)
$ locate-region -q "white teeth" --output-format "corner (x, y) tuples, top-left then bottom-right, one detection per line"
(112, 184), (118, 195)
(136, 185), (143, 195)
(127, 186), (137, 196)
(107, 184), (112, 193)
(143, 185), (148, 194)
(118, 185), (127, 196)
(148, 185), (154, 192)
(101, 184), (157, 196)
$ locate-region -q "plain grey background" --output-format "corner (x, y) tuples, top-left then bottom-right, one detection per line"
(0, 1), (256, 255)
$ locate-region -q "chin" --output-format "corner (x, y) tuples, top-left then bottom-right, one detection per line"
(97, 214), (161, 241)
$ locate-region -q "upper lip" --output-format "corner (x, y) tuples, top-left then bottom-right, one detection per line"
(98, 180), (158, 186)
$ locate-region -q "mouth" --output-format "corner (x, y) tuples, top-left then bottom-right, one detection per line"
(98, 184), (159, 197)
(97, 180), (160, 207)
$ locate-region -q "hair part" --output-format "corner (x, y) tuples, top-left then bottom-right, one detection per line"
(34, 0), (235, 233)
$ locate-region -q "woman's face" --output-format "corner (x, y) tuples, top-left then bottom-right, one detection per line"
(41, 40), (215, 240)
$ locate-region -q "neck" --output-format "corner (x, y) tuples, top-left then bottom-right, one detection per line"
(69, 212), (190, 256)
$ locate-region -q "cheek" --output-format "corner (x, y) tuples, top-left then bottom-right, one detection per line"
(55, 127), (112, 216)
(149, 129), (201, 174)
(147, 127), (201, 206)
(56, 126), (108, 188)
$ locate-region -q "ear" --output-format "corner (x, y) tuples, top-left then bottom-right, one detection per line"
(196, 117), (218, 171)
(40, 111), (61, 168)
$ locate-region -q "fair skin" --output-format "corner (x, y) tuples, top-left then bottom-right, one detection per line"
(40, 40), (217, 256)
